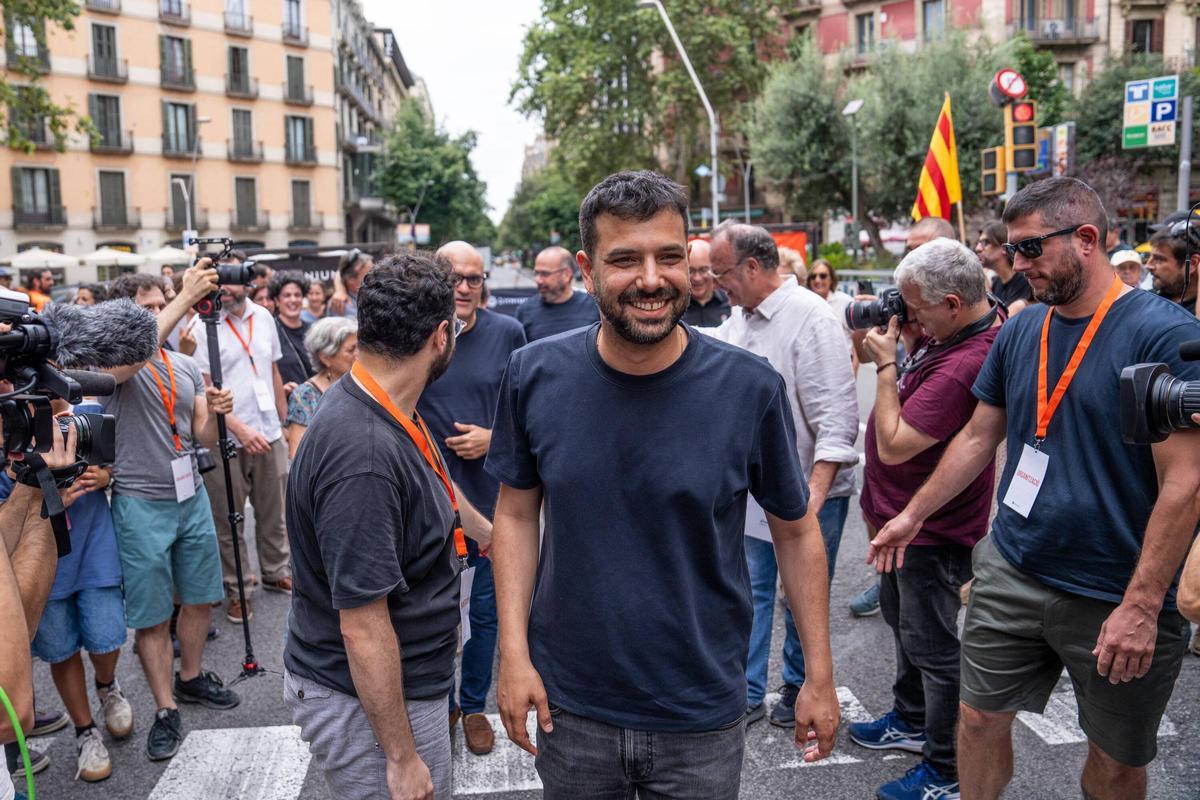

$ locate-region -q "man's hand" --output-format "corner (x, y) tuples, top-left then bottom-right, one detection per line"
(793, 681), (840, 763)
(206, 387), (234, 416)
(178, 323), (198, 357)
(283, 382), (297, 397)
(861, 316), (901, 367)
(329, 289), (349, 316)
(445, 423), (491, 461)
(73, 466), (111, 494)
(497, 655), (552, 756)
(385, 752), (433, 800)
(179, 260), (220, 306)
(867, 510), (924, 573)
(1093, 601), (1159, 684)
(42, 418), (78, 471)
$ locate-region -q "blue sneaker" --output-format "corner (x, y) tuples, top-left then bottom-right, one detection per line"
(850, 582), (881, 616)
(848, 709), (926, 753)
(877, 760), (960, 800)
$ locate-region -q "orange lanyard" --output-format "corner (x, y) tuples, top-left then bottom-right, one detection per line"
(225, 315), (257, 376)
(1035, 276), (1124, 446)
(350, 362), (468, 562)
(146, 350), (182, 452)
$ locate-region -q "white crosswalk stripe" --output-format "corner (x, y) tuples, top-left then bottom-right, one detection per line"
(147, 725), (311, 800)
(453, 713), (541, 795)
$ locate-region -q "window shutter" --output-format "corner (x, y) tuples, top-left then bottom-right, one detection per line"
(183, 38), (193, 76)
(48, 169), (61, 218)
(159, 34), (166, 70)
(11, 168), (23, 214)
(305, 117), (313, 155)
(1151, 18), (1164, 53)
(87, 93), (97, 125)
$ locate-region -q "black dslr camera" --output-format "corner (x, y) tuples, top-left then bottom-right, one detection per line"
(846, 288), (910, 330)
(187, 237), (259, 288)
(1120, 341), (1200, 444)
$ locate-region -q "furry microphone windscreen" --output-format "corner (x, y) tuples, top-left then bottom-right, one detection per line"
(43, 299), (158, 368)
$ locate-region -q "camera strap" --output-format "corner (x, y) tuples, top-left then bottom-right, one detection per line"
(146, 350), (182, 453)
(899, 300), (1002, 379)
(350, 361), (469, 565)
(14, 454), (74, 557)
(1034, 275), (1124, 448)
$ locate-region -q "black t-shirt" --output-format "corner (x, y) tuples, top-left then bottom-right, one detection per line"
(990, 273), (1033, 309)
(277, 319), (313, 386)
(682, 289), (732, 327)
(514, 291), (600, 341)
(284, 377), (460, 699)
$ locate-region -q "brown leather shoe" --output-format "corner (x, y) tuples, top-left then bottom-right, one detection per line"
(448, 706), (462, 733)
(462, 713), (494, 755)
(263, 576), (293, 595)
(226, 598), (252, 624)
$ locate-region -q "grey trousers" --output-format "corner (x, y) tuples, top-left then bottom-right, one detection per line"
(284, 669), (452, 800)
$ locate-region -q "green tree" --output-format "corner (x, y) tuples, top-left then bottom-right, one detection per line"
(375, 101), (493, 247)
(497, 165), (582, 255)
(1010, 33), (1072, 126)
(510, 0), (778, 196)
(2, 0), (94, 151)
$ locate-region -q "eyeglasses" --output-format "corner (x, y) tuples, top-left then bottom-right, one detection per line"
(1003, 225), (1081, 261)
(450, 273), (487, 289)
(809, 273), (831, 281)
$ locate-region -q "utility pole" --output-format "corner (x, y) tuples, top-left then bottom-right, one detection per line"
(1178, 95), (1193, 212)
(842, 99), (864, 262)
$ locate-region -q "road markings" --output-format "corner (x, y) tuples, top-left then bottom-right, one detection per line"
(147, 725), (311, 800)
(453, 714), (541, 796)
(1017, 685), (1177, 746)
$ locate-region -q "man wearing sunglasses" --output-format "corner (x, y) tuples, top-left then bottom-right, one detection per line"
(1146, 221), (1199, 316)
(871, 177), (1200, 800)
(418, 241), (525, 756)
(515, 246), (600, 341)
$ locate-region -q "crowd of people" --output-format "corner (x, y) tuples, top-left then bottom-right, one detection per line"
(3, 170), (1200, 800)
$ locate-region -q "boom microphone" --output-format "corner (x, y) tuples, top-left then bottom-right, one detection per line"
(61, 370), (117, 398)
(37, 299), (158, 368)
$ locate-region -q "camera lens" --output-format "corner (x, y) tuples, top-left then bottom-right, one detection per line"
(216, 264), (256, 285)
(58, 412), (117, 465)
(845, 289), (907, 330)
(1147, 372), (1200, 437)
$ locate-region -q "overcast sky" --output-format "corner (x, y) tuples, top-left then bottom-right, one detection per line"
(361, 0), (544, 224)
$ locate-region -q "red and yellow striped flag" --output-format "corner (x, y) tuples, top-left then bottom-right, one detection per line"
(911, 93), (962, 222)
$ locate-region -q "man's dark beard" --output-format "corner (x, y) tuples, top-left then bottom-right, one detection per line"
(594, 281), (689, 345)
(1033, 249), (1085, 306)
(426, 329), (454, 388)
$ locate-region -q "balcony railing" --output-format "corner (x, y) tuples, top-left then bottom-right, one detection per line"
(93, 207), (141, 230)
(162, 134), (200, 158)
(283, 82), (314, 106)
(282, 23), (308, 46)
(225, 74), (259, 99)
(86, 0), (121, 12)
(163, 208), (207, 231)
(336, 76), (381, 124)
(6, 45), (50, 73)
(781, 0), (821, 17)
(285, 143), (317, 165)
(1008, 18), (1100, 43)
(159, 0), (190, 26)
(227, 138), (263, 162)
(231, 211), (270, 232)
(288, 210), (324, 232)
(341, 132), (383, 154)
(346, 185), (385, 211)
(160, 64), (195, 91)
(91, 129), (134, 154)
(87, 55), (128, 83)
(223, 11), (253, 36)
(14, 206), (66, 230)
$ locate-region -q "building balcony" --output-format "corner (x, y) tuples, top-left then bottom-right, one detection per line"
(93, 207), (141, 231)
(10, 119), (54, 150)
(288, 211), (324, 233)
(283, 82), (314, 106)
(87, 55), (128, 83)
(162, 134), (200, 158)
(14, 206), (66, 230)
(227, 138), (263, 162)
(90, 129), (134, 154)
(6, 46), (50, 73)
(336, 79), (381, 125)
(160, 65), (195, 91)
(225, 74), (259, 99)
(159, 1), (190, 26)
(230, 211), (270, 232)
(285, 144), (317, 165)
(1008, 18), (1099, 44)
(282, 23), (308, 47)
(341, 132), (383, 154)
(163, 208), (207, 231)
(86, 0), (121, 13)
(223, 11), (253, 36)
(781, 0), (822, 18)
(345, 190), (386, 212)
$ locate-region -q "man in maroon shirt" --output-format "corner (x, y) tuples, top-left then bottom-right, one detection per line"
(849, 238), (1003, 800)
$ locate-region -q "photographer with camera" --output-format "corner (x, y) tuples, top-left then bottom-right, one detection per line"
(845, 238), (1002, 800)
(1146, 218), (1199, 316)
(102, 265), (240, 763)
(872, 178), (1200, 800)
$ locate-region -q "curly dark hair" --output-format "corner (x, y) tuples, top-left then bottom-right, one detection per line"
(268, 270), (311, 301)
(107, 273), (167, 301)
(357, 251), (454, 359)
(579, 170), (689, 259)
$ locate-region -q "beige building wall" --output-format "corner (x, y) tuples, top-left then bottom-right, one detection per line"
(0, 0), (341, 284)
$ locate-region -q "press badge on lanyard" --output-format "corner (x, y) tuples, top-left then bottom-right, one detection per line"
(226, 316), (275, 412)
(147, 352), (196, 503)
(1002, 277), (1122, 519)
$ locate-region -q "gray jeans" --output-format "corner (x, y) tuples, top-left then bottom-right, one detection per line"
(535, 705), (746, 800)
(284, 669), (451, 800)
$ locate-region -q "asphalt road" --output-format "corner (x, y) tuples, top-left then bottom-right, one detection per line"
(19, 362), (1200, 800)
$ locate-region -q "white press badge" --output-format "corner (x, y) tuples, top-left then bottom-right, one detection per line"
(744, 495), (773, 542)
(1002, 444), (1048, 519)
(253, 378), (274, 413)
(171, 455), (196, 503)
(459, 566), (475, 646)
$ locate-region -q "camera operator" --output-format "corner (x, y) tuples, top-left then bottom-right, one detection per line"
(102, 265), (240, 763)
(1146, 219), (1199, 316)
(846, 239), (1002, 799)
(872, 178), (1200, 800)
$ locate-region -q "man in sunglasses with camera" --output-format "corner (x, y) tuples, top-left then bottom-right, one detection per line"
(871, 177), (1200, 800)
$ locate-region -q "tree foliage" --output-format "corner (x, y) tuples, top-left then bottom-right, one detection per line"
(2, 0), (94, 151)
(1011, 34), (1072, 127)
(376, 101), (494, 247)
(497, 165), (582, 255)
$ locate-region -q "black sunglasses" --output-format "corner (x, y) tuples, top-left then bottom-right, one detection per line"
(1003, 225), (1081, 261)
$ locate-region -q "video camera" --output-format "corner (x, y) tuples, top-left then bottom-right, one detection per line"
(1120, 341), (1200, 444)
(846, 288), (910, 330)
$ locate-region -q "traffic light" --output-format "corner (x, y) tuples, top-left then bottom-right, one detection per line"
(981, 146), (1005, 196)
(1005, 100), (1038, 172)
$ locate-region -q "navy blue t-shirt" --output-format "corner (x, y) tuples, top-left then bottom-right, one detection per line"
(514, 291), (600, 342)
(417, 309), (526, 523)
(486, 323), (809, 732)
(972, 289), (1200, 608)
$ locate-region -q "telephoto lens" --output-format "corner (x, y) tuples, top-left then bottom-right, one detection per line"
(845, 288), (909, 330)
(1120, 363), (1200, 444)
(215, 263), (257, 285)
(58, 412), (117, 465)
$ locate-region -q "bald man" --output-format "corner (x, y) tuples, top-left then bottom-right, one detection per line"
(417, 241), (527, 756)
(683, 239), (732, 326)
(906, 217), (957, 254)
(514, 246), (600, 341)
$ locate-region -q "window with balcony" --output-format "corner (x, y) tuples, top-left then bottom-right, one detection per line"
(160, 35), (194, 88)
(227, 46), (255, 96)
(98, 171), (129, 227)
(234, 177), (258, 228)
(923, 0), (944, 42)
(229, 108), (260, 160)
(168, 173), (194, 228)
(162, 101), (195, 155)
(5, 15), (48, 69)
(88, 94), (126, 151)
(89, 24), (125, 81)
(291, 180), (312, 229)
(9, 88), (48, 146)
(286, 55), (311, 103)
(160, 0), (188, 22)
(285, 115), (315, 163)
(1059, 62), (1075, 95)
(224, 0), (251, 33)
(11, 167), (63, 227)
(1129, 19), (1161, 54)
(855, 12), (875, 56)
(283, 0), (305, 41)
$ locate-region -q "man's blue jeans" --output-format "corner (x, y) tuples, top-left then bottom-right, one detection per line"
(450, 552), (498, 714)
(744, 495), (849, 708)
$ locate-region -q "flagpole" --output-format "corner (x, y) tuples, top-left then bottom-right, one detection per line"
(955, 202), (967, 243)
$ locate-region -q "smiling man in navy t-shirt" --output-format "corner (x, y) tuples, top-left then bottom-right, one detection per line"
(487, 170), (839, 799)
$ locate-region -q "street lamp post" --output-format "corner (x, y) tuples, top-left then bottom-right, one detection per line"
(177, 115), (210, 245)
(638, 0), (719, 229)
(842, 99), (864, 262)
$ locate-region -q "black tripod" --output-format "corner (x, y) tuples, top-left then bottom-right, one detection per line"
(195, 290), (264, 685)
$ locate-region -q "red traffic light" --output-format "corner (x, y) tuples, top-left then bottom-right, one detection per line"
(1012, 102), (1035, 123)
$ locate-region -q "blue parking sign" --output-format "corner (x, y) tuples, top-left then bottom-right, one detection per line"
(1151, 99), (1177, 122)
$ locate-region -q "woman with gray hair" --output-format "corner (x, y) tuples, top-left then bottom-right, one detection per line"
(285, 316), (358, 459)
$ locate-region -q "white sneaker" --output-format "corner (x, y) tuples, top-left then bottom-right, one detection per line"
(75, 727), (112, 782)
(98, 680), (133, 739)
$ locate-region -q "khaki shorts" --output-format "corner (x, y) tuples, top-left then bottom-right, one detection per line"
(961, 535), (1189, 767)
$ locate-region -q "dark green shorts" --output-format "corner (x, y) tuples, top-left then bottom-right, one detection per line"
(961, 534), (1189, 767)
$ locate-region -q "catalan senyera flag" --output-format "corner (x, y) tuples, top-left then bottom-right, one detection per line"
(911, 93), (962, 222)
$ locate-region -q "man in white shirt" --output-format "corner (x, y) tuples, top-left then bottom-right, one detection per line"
(701, 222), (859, 727)
(192, 252), (291, 624)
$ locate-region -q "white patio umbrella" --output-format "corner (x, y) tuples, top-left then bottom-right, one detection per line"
(146, 245), (192, 268)
(80, 247), (147, 268)
(8, 247), (79, 270)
